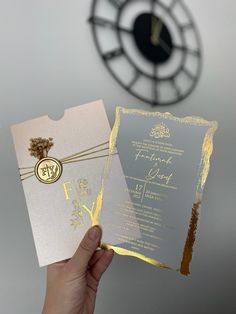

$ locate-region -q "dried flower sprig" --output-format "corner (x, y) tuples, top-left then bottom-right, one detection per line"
(28, 137), (54, 160)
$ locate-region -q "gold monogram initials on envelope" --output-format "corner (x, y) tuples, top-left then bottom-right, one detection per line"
(11, 101), (140, 266)
(95, 107), (218, 275)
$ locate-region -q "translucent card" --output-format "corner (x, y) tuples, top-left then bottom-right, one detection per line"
(96, 107), (218, 275)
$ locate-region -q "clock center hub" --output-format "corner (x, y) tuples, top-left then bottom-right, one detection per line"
(133, 13), (173, 64)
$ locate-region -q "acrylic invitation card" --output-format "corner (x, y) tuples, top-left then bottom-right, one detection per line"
(11, 101), (140, 267)
(96, 107), (218, 275)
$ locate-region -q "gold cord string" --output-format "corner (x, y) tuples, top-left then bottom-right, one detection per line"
(19, 166), (34, 170)
(61, 147), (109, 163)
(60, 141), (109, 162)
(19, 141), (115, 181)
(62, 153), (117, 165)
(21, 174), (35, 181)
(20, 170), (34, 177)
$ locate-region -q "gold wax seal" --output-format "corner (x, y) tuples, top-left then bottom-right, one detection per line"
(34, 157), (62, 184)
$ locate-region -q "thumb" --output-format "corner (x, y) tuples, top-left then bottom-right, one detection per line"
(67, 225), (102, 274)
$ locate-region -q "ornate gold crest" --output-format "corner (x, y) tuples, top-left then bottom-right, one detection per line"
(149, 123), (170, 139)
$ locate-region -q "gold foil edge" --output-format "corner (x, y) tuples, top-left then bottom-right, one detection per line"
(100, 242), (169, 269)
(179, 200), (201, 275)
(94, 106), (218, 275)
(198, 123), (218, 190)
(116, 107), (218, 127)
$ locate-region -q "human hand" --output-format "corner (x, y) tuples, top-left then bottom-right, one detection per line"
(42, 225), (114, 314)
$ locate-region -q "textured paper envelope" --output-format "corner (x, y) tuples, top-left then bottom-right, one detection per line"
(96, 107), (218, 275)
(11, 100), (140, 266)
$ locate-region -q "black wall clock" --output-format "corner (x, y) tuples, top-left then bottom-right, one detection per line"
(89, 0), (202, 106)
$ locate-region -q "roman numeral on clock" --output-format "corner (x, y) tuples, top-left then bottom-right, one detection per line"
(174, 45), (201, 57)
(102, 48), (124, 61)
(166, 0), (178, 12)
(171, 79), (181, 97)
(180, 22), (194, 31)
(89, 16), (132, 33)
(88, 16), (117, 29)
(128, 70), (141, 90)
(108, 0), (125, 8)
(182, 67), (196, 80)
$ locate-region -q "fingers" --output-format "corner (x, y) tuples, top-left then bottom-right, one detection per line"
(89, 249), (105, 268)
(90, 249), (114, 282)
(86, 249), (114, 297)
(67, 225), (102, 274)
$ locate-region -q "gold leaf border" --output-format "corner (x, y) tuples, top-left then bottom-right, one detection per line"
(94, 107), (218, 275)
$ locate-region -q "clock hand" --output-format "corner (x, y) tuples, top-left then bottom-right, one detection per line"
(159, 37), (172, 55)
(151, 17), (163, 46)
(151, 15), (157, 45)
(156, 20), (163, 44)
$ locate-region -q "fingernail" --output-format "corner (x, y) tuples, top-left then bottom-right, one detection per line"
(88, 225), (100, 240)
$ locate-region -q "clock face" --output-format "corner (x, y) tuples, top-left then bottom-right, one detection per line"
(89, 0), (202, 106)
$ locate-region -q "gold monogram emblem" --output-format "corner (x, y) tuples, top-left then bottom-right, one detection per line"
(20, 137), (111, 185)
(149, 123), (170, 139)
(35, 157), (62, 184)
